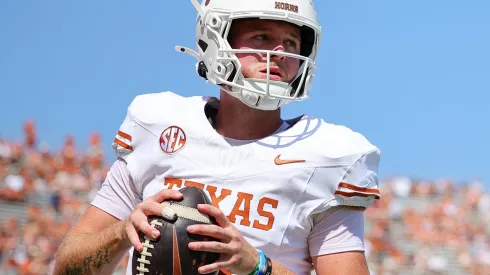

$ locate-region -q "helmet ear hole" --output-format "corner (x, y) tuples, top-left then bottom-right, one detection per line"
(198, 40), (208, 52)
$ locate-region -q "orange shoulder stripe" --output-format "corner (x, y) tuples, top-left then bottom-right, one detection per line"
(117, 130), (132, 141)
(113, 138), (133, 151)
(338, 182), (380, 195)
(334, 190), (380, 199)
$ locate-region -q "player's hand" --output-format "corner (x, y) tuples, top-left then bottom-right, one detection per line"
(123, 189), (183, 252)
(187, 204), (259, 275)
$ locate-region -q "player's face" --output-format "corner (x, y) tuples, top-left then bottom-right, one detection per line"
(228, 19), (301, 83)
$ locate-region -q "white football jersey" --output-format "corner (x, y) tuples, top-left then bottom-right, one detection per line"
(93, 91), (381, 275)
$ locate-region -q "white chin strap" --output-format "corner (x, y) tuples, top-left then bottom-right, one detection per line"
(228, 79), (293, 111)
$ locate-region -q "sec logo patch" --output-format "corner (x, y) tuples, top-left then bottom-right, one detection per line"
(159, 126), (187, 154)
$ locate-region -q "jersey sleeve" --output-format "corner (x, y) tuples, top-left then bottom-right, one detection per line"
(305, 149), (379, 257)
(306, 147), (381, 214)
(332, 148), (381, 209)
(90, 159), (142, 220)
(308, 206), (365, 257)
(92, 95), (159, 218)
(112, 93), (164, 160)
(111, 94), (164, 186)
(112, 107), (137, 161)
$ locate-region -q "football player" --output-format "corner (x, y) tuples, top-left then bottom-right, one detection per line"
(54, 0), (381, 274)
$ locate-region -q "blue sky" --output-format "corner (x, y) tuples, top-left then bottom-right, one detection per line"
(1, 0), (489, 190)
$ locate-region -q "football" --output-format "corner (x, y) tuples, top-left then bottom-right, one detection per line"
(132, 186), (220, 275)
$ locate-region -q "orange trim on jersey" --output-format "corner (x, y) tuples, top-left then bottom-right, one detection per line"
(117, 130), (132, 141)
(334, 190), (380, 199)
(338, 182), (380, 195)
(113, 138), (133, 151)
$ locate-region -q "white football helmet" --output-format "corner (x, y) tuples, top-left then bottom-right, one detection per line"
(177, 0), (321, 110)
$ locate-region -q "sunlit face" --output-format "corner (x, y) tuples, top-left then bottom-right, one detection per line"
(228, 19), (302, 83)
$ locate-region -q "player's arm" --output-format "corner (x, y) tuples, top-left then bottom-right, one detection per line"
(53, 203), (130, 274)
(311, 148), (381, 275)
(313, 248), (369, 275)
(311, 206), (370, 275)
(53, 160), (183, 274)
(52, 158), (136, 274)
(53, 194), (183, 275)
(54, 97), (181, 274)
(268, 260), (296, 275)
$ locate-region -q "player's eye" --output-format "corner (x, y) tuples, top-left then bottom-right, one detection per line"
(285, 39), (298, 49)
(254, 34), (268, 41)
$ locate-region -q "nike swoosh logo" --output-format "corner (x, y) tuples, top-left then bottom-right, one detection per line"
(274, 154), (305, 165)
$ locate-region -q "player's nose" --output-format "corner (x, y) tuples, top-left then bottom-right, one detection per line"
(271, 45), (287, 61)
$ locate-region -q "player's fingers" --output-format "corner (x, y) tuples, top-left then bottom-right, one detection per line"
(125, 221), (143, 252)
(188, 241), (233, 254)
(131, 212), (160, 239)
(187, 224), (232, 242)
(149, 189), (183, 203)
(197, 257), (232, 274)
(139, 201), (166, 217)
(197, 204), (229, 227)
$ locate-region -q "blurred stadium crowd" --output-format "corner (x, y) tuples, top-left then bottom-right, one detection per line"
(0, 121), (489, 275)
